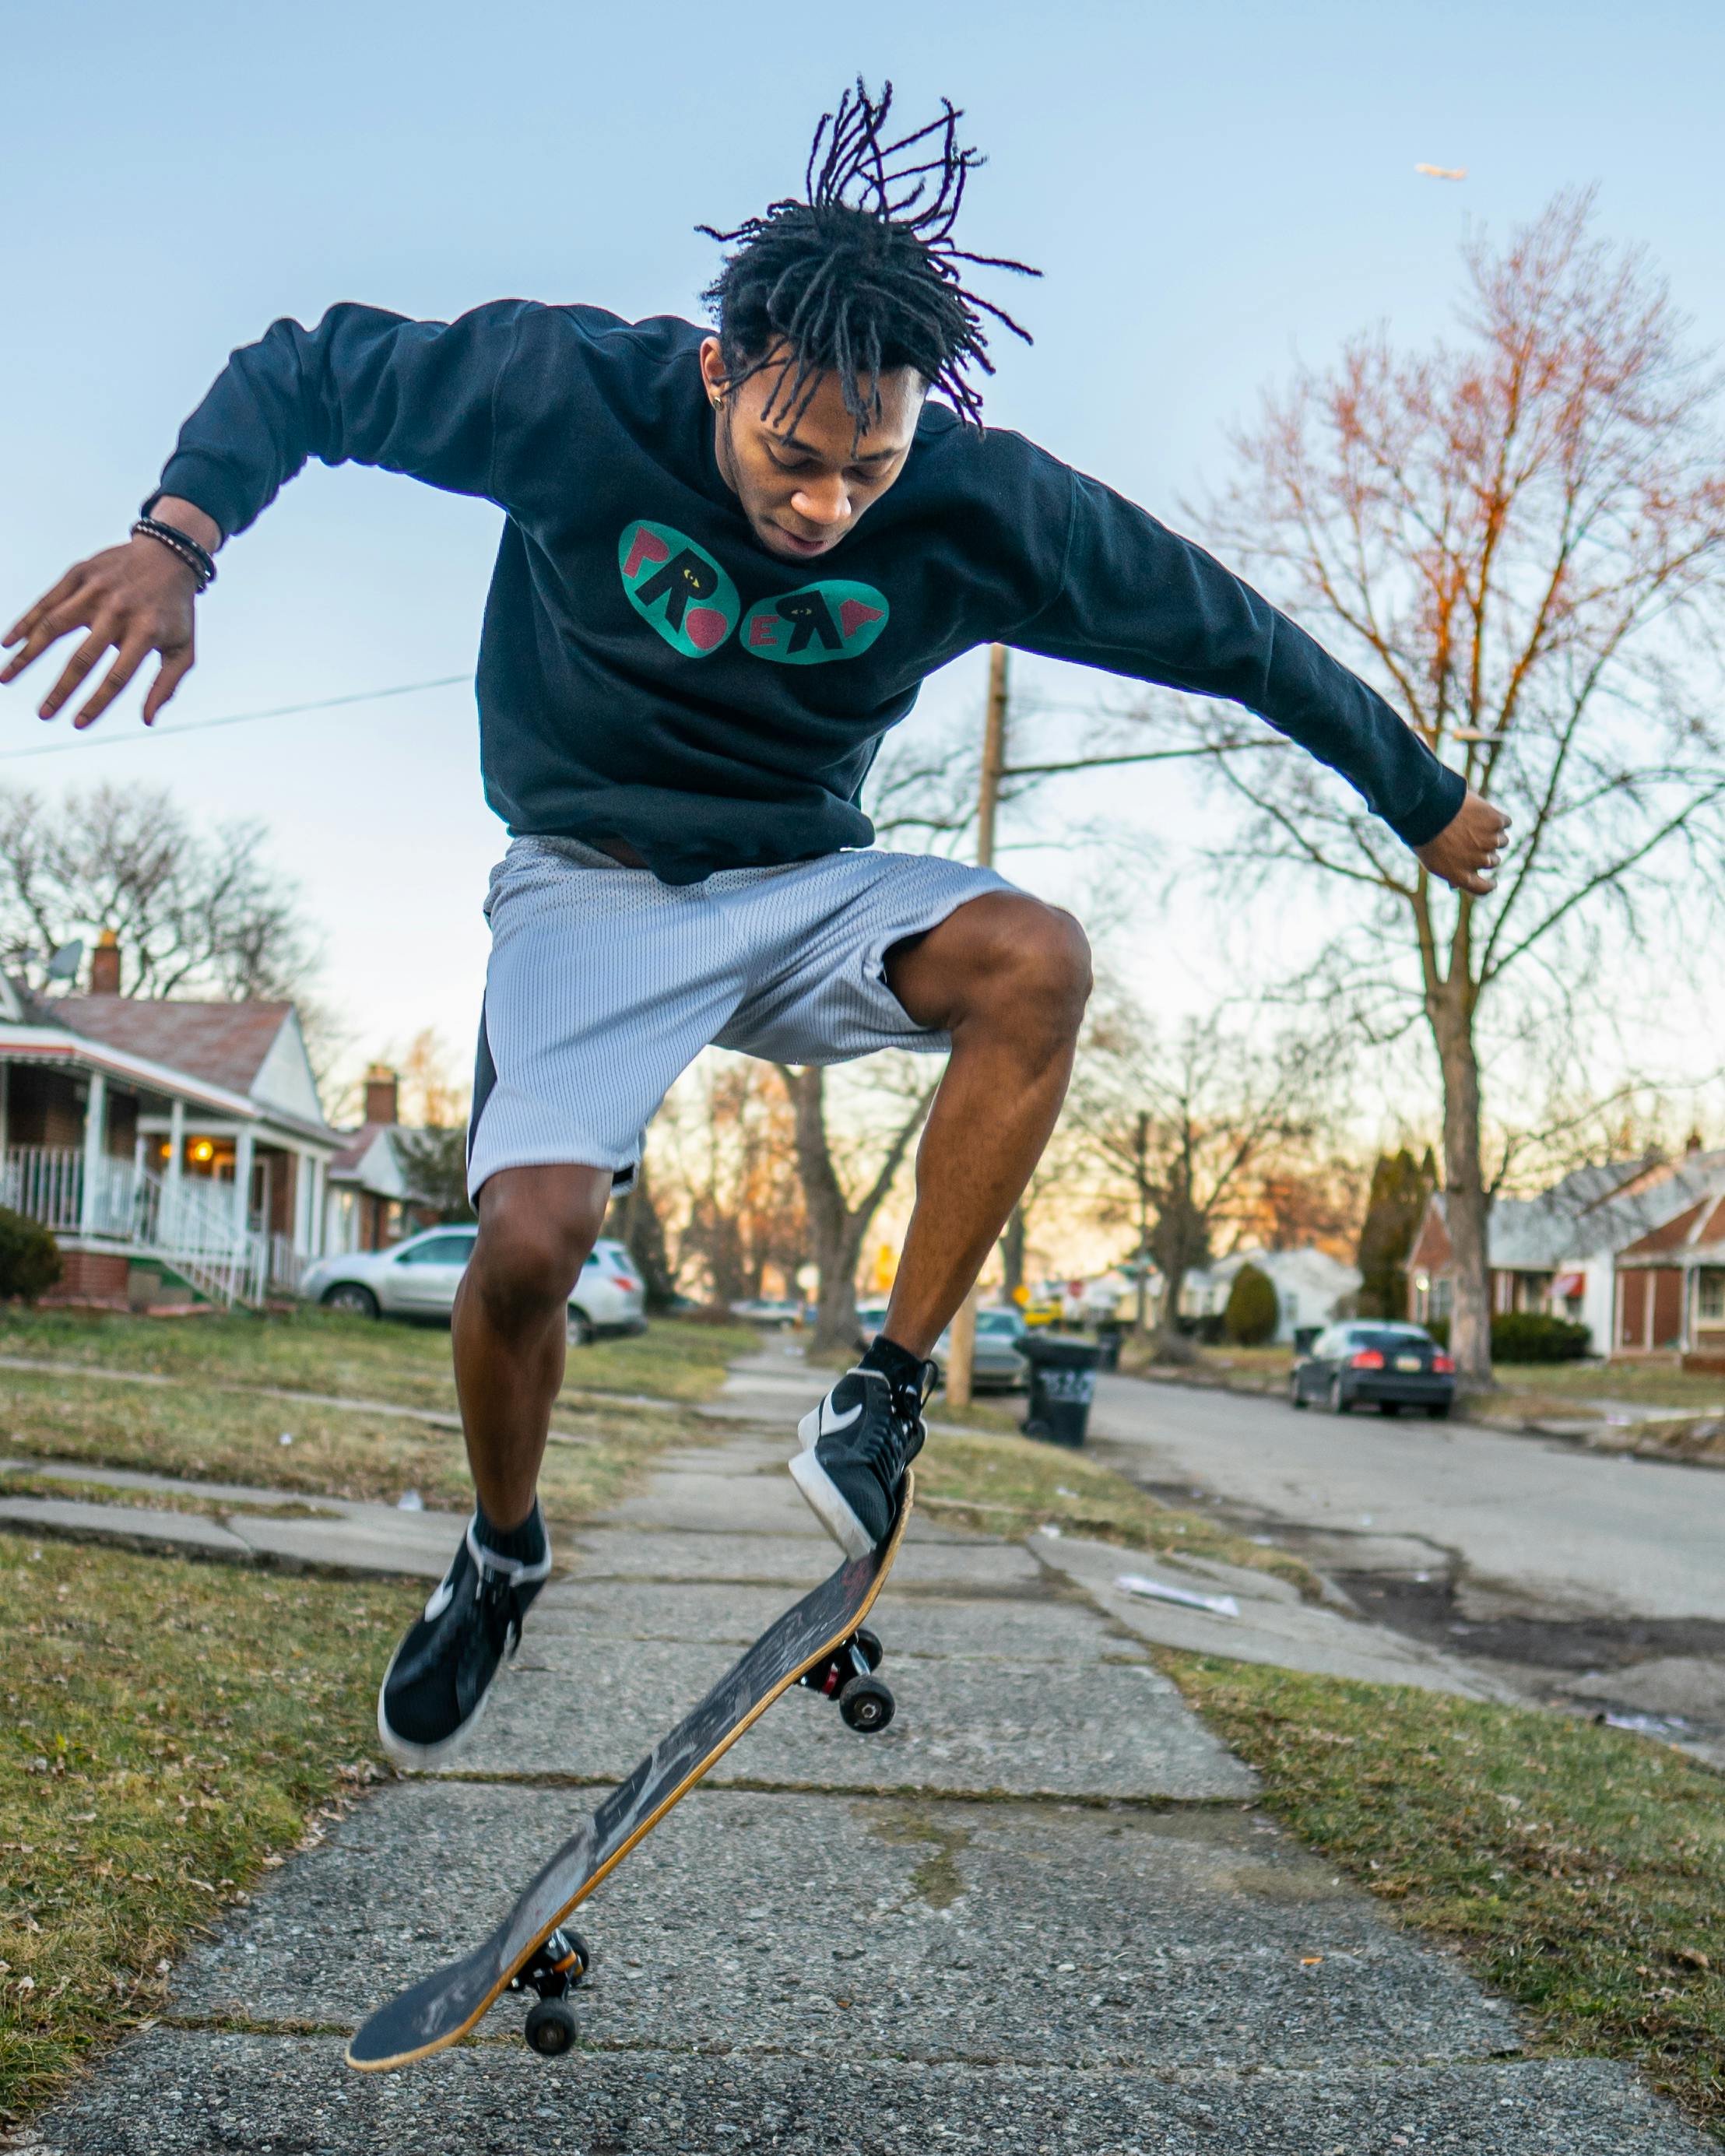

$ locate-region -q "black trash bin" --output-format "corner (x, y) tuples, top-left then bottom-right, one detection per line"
(1094, 1322), (1124, 1372)
(1021, 1332), (1103, 1448)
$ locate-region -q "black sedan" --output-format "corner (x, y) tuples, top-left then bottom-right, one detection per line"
(1289, 1322), (1456, 1419)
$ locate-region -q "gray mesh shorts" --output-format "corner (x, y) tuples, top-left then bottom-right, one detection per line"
(466, 837), (1014, 1198)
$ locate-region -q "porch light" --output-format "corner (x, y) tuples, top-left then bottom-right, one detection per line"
(192, 1140), (214, 1163)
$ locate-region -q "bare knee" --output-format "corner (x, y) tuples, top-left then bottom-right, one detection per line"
(465, 1165), (612, 1332)
(963, 898), (1092, 1045)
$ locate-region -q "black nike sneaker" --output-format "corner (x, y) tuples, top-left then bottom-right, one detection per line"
(791, 1361), (933, 1558)
(377, 1512), (551, 1767)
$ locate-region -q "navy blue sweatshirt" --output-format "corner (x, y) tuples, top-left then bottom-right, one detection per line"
(153, 302), (1463, 884)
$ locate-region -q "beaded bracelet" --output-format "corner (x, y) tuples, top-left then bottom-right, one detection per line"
(131, 516), (218, 592)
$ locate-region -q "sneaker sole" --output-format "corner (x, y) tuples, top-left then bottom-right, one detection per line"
(788, 1448), (877, 1562)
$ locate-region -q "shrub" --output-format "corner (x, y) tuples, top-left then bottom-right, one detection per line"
(0, 1207), (63, 1302)
(1491, 1311), (1590, 1363)
(1223, 1262), (1279, 1346)
(1422, 1312), (1589, 1362)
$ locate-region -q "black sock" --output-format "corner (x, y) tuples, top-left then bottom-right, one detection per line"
(474, 1496), (546, 1564)
(860, 1335), (926, 1395)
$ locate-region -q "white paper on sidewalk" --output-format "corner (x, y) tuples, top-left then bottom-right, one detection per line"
(1113, 1573), (1240, 1620)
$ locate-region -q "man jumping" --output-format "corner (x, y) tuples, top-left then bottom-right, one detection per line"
(2, 85), (1506, 1766)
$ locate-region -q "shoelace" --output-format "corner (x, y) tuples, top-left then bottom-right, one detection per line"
(854, 1360), (938, 1477)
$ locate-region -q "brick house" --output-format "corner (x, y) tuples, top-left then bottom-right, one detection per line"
(1612, 1163), (1725, 1369)
(0, 932), (343, 1308)
(1407, 1148), (1725, 1357)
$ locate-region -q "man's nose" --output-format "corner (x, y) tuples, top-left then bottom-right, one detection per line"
(790, 478), (849, 528)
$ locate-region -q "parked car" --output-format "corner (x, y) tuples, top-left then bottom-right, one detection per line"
(729, 1296), (806, 1329)
(1289, 1321), (1454, 1418)
(859, 1301), (1029, 1392)
(299, 1227), (646, 1343)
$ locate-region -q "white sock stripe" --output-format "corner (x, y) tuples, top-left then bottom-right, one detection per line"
(465, 1514), (554, 1585)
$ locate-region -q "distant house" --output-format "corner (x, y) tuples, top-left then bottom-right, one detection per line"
(1407, 1148), (1725, 1358)
(1180, 1247), (1361, 1343)
(323, 1065), (446, 1253)
(1612, 1161), (1725, 1369)
(0, 931), (342, 1308)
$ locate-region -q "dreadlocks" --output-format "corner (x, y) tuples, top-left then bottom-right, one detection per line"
(698, 80), (1039, 436)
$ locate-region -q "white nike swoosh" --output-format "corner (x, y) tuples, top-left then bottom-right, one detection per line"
(820, 1396), (864, 1438)
(421, 1574), (456, 1623)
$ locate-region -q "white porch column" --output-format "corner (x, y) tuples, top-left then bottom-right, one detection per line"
(233, 1125), (255, 1244)
(290, 1148), (311, 1255)
(164, 1098), (186, 1242)
(79, 1070), (109, 1234)
(310, 1156), (327, 1257)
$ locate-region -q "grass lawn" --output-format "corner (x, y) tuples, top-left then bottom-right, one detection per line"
(0, 1312), (755, 1523)
(1485, 1361), (1725, 1416)
(1168, 1655), (1725, 2140)
(0, 1537), (417, 2126)
(915, 1420), (1317, 1597)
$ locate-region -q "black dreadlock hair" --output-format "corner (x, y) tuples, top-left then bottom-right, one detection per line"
(697, 79), (1039, 437)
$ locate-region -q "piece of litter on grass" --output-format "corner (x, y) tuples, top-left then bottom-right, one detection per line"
(1056, 1486), (1078, 1498)
(1038, 1522), (1063, 1538)
(278, 1433), (294, 1447)
(1250, 1535), (1274, 1546)
(396, 1490), (424, 1512)
(1300, 1955), (1323, 1966)
(1114, 1574), (1239, 1619)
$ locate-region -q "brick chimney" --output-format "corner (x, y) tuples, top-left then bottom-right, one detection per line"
(364, 1064), (400, 1127)
(89, 928), (121, 995)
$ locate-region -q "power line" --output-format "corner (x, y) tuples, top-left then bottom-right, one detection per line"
(0, 673), (473, 763)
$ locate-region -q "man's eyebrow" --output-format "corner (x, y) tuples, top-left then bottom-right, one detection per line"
(775, 430), (899, 465)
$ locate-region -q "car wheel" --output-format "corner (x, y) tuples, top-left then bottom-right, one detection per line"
(1289, 1374), (1308, 1412)
(1327, 1374), (1351, 1415)
(567, 1306), (594, 1347)
(322, 1282), (379, 1319)
(1378, 1402), (1401, 1418)
(1425, 1402), (1451, 1420)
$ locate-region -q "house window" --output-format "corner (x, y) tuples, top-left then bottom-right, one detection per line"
(1432, 1277), (1453, 1322)
(1701, 1272), (1725, 1323)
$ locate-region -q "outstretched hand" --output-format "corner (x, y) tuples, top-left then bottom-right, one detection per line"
(1, 497), (218, 729)
(1415, 788), (1510, 896)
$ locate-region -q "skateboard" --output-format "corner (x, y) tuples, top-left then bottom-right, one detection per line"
(346, 1475), (912, 2070)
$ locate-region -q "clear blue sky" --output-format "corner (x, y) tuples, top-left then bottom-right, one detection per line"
(5, 0), (1721, 1101)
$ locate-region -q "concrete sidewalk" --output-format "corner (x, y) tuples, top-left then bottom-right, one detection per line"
(25, 1378), (1712, 2153)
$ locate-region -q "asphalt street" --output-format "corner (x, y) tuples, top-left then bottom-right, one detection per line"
(1087, 1371), (1725, 1628)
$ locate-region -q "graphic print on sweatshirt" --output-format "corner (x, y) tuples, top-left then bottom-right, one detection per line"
(617, 523), (888, 665)
(740, 581), (889, 665)
(617, 522), (740, 656)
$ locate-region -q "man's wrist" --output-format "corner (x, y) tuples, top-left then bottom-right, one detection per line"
(146, 495), (223, 556)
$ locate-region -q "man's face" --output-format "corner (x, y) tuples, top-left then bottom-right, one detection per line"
(701, 336), (923, 564)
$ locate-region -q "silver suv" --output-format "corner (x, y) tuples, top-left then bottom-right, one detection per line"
(298, 1227), (647, 1343)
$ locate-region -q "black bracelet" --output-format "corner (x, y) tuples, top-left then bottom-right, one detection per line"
(131, 516), (218, 592)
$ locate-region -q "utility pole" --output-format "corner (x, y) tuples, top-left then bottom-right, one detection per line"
(943, 644), (1010, 1411)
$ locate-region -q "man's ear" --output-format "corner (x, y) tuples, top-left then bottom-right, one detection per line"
(698, 336), (730, 403)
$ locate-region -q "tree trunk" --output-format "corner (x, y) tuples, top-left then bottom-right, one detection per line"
(780, 1065), (935, 1354)
(1428, 985), (1493, 1385)
(999, 1203), (1027, 1301)
(608, 1164), (678, 1312)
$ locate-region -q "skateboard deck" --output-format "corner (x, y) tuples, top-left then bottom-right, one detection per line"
(346, 1475), (913, 2071)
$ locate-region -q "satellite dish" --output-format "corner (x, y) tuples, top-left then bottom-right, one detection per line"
(44, 939), (85, 983)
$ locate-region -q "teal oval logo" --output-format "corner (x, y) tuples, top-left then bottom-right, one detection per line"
(617, 521), (739, 657)
(740, 581), (890, 665)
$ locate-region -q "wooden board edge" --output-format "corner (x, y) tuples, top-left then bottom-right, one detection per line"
(344, 1474), (914, 2072)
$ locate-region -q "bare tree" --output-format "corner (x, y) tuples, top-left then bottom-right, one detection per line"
(1070, 997), (1339, 1353)
(1123, 194), (1725, 1380)
(777, 1059), (936, 1352)
(652, 1057), (807, 1308)
(0, 780), (318, 1002)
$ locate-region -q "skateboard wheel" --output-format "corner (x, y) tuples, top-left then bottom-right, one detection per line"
(525, 1996), (578, 2056)
(854, 1626), (884, 1671)
(838, 1672), (895, 1733)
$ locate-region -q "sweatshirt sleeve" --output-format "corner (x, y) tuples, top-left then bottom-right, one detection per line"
(147, 301), (532, 541)
(1013, 469), (1464, 850)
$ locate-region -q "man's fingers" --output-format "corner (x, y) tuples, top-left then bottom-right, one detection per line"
(37, 623), (118, 719)
(141, 644), (194, 725)
(72, 634), (154, 729)
(0, 592), (96, 685)
(2, 567), (86, 651)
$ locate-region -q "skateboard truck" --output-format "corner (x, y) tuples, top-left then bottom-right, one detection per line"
(796, 1624), (894, 1732)
(508, 1926), (592, 2056)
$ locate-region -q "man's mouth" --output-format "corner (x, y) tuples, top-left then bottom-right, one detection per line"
(770, 524), (835, 559)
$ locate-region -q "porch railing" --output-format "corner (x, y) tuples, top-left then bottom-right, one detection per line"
(2, 1145), (290, 1308)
